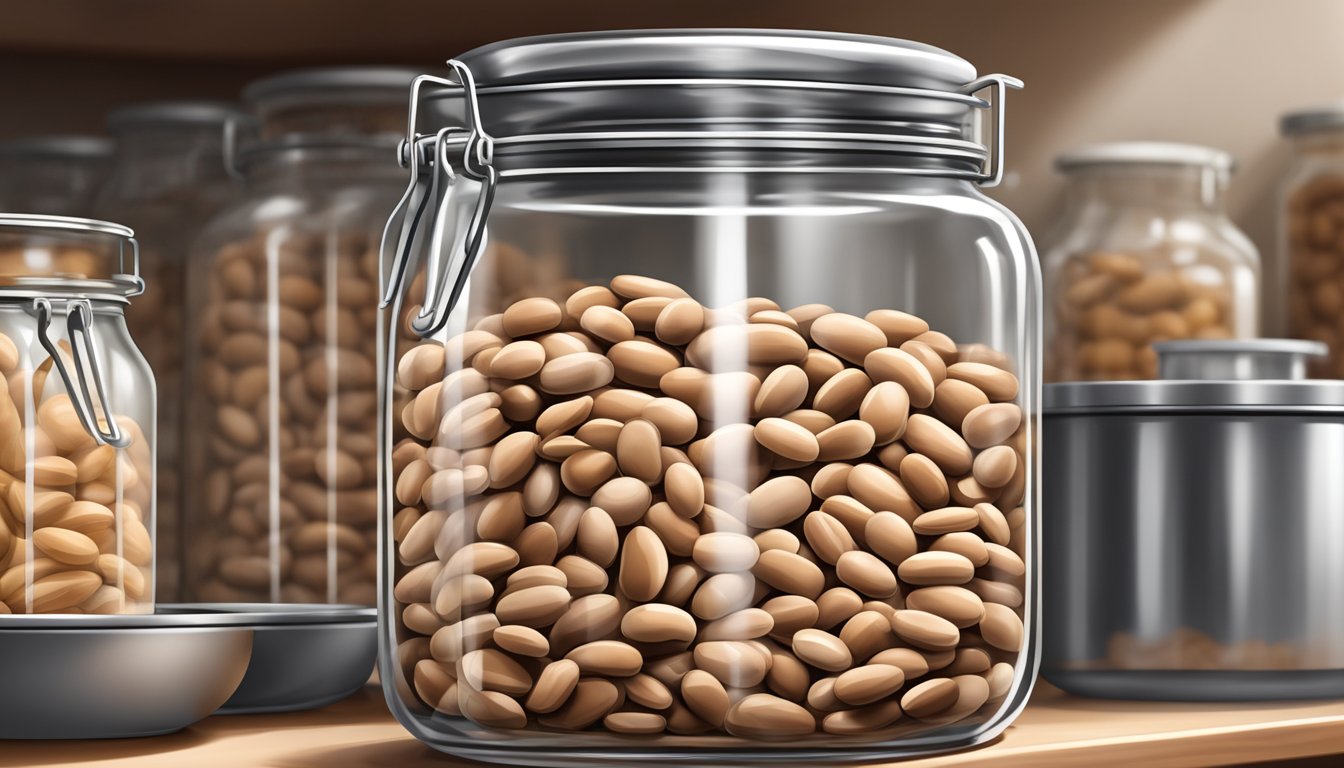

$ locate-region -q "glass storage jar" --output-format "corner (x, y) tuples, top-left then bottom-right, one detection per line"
(182, 68), (415, 606)
(0, 136), (112, 217)
(1279, 106), (1344, 377)
(1041, 143), (1259, 381)
(93, 102), (249, 602)
(379, 30), (1039, 764)
(0, 214), (154, 614)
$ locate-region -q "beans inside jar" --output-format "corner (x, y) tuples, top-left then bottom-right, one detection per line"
(1286, 174), (1344, 377)
(391, 273), (1028, 740)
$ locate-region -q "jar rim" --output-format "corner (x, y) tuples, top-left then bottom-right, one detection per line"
(0, 214), (143, 297)
(1055, 142), (1235, 173)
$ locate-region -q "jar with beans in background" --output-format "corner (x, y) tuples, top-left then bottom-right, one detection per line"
(0, 215), (155, 614)
(0, 136), (112, 217)
(1041, 143), (1259, 381)
(92, 102), (249, 602)
(1278, 106), (1344, 376)
(380, 32), (1038, 764)
(181, 68), (416, 607)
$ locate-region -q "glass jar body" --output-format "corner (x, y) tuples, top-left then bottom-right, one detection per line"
(380, 168), (1041, 762)
(1042, 166), (1259, 381)
(181, 149), (404, 605)
(1280, 134), (1344, 377)
(0, 298), (155, 615)
(93, 125), (240, 601)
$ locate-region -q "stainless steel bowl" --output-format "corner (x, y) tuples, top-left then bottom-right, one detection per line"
(167, 603), (377, 714)
(1043, 340), (1344, 700)
(0, 609), (255, 738)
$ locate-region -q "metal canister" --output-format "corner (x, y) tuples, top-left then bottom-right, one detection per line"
(1043, 339), (1344, 700)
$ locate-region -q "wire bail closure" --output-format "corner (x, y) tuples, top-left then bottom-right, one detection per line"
(34, 298), (130, 448)
(380, 59), (498, 339)
(960, 74), (1023, 188)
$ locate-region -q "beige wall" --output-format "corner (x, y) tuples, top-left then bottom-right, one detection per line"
(3, 0), (1344, 267)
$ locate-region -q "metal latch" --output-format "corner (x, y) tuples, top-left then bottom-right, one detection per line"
(959, 74), (1024, 188)
(34, 298), (130, 447)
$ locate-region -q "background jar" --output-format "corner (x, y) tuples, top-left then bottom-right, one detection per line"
(381, 31), (1038, 763)
(182, 68), (415, 606)
(1041, 143), (1259, 381)
(0, 136), (112, 216)
(92, 102), (248, 602)
(1278, 107), (1344, 377)
(0, 215), (155, 615)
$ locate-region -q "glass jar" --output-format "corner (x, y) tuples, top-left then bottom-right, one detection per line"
(379, 31), (1039, 763)
(182, 68), (415, 606)
(0, 214), (154, 614)
(0, 136), (112, 217)
(1041, 143), (1259, 381)
(92, 102), (248, 602)
(1278, 107), (1344, 377)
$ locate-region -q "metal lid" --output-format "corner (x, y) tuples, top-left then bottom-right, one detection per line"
(461, 29), (978, 89)
(243, 66), (421, 107)
(1045, 339), (1344, 413)
(0, 214), (142, 297)
(0, 135), (112, 159)
(1056, 142), (1235, 173)
(1281, 104), (1344, 137)
(106, 101), (250, 130)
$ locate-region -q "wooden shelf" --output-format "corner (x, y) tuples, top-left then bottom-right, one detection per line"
(4, 683), (1344, 767)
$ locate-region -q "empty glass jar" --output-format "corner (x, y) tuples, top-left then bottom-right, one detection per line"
(380, 30), (1038, 764)
(1042, 143), (1259, 381)
(93, 101), (248, 601)
(0, 136), (112, 217)
(0, 215), (155, 614)
(182, 68), (415, 606)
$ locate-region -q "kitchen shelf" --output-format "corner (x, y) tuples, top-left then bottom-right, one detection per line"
(3, 683), (1343, 767)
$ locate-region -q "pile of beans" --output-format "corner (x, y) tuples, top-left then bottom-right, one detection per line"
(188, 230), (379, 605)
(392, 274), (1028, 740)
(1048, 250), (1238, 381)
(1103, 629), (1305, 671)
(0, 332), (153, 614)
(1286, 175), (1344, 377)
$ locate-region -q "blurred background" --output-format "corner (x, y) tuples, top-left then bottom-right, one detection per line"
(1, 0), (1339, 251)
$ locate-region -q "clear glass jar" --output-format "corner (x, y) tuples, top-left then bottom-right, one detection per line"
(182, 69), (415, 606)
(0, 136), (112, 217)
(1278, 108), (1344, 377)
(379, 31), (1039, 763)
(0, 215), (155, 614)
(1041, 143), (1259, 382)
(92, 102), (248, 602)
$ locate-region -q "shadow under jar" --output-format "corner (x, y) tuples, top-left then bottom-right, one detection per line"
(1041, 143), (1259, 382)
(379, 30), (1040, 764)
(183, 68), (416, 606)
(0, 215), (155, 614)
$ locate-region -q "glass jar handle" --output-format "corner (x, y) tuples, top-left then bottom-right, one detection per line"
(959, 74), (1024, 188)
(380, 60), (497, 339)
(34, 298), (130, 448)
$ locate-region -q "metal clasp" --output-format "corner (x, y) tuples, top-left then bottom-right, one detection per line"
(34, 298), (129, 448)
(960, 74), (1024, 188)
(380, 59), (497, 338)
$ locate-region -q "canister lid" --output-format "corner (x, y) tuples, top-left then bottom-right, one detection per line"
(1056, 142), (1235, 173)
(242, 67), (421, 108)
(1044, 339), (1344, 413)
(0, 214), (142, 298)
(0, 136), (112, 160)
(1280, 104), (1344, 137)
(106, 101), (250, 130)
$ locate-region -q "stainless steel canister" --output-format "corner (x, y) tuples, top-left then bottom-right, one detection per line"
(1043, 339), (1344, 700)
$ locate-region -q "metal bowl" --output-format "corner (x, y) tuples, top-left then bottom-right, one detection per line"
(0, 609), (256, 739)
(167, 603), (377, 714)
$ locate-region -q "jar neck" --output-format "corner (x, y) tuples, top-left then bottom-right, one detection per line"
(240, 144), (404, 190)
(104, 126), (232, 193)
(1066, 164), (1228, 214)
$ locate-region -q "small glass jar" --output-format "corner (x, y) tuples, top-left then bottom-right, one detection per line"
(92, 102), (248, 602)
(182, 68), (415, 606)
(0, 214), (155, 614)
(0, 136), (112, 217)
(1278, 107), (1344, 377)
(380, 31), (1038, 764)
(1041, 143), (1259, 381)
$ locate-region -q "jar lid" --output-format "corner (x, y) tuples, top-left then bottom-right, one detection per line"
(240, 66), (420, 151)
(1280, 104), (1344, 136)
(1056, 142), (1235, 173)
(0, 136), (112, 160)
(1044, 340), (1344, 413)
(106, 101), (251, 130)
(0, 214), (143, 298)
